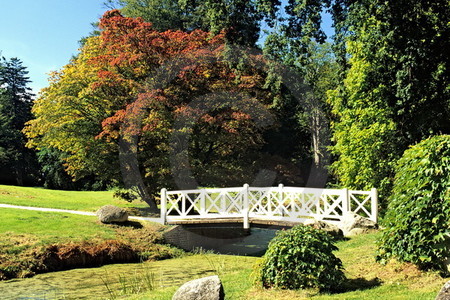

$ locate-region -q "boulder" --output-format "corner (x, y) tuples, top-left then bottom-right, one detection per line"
(346, 227), (378, 236)
(172, 275), (224, 300)
(303, 219), (344, 239)
(339, 212), (378, 236)
(436, 280), (450, 300)
(96, 205), (128, 223)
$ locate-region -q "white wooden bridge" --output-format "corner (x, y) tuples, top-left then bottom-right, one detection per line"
(160, 185), (378, 229)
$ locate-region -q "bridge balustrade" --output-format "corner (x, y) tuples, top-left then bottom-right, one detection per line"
(160, 184), (378, 228)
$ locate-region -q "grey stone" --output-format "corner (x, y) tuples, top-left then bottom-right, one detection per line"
(172, 275), (224, 300)
(303, 219), (344, 239)
(339, 212), (378, 236)
(346, 227), (377, 236)
(96, 205), (128, 223)
(436, 280), (450, 300)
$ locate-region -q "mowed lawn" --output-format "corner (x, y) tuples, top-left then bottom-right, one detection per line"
(0, 186), (448, 299)
(0, 184), (149, 212)
(5, 232), (445, 299)
(129, 233), (448, 300)
(0, 208), (117, 244)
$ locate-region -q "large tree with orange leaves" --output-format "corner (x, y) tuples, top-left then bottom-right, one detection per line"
(25, 10), (275, 211)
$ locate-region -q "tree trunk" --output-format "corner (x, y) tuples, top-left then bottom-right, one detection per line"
(118, 137), (159, 214)
(307, 104), (330, 188)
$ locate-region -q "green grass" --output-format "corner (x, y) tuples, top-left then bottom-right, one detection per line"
(1, 233), (447, 299)
(0, 208), (119, 279)
(0, 206), (176, 281)
(0, 186), (447, 298)
(0, 208), (117, 243)
(0, 253), (255, 299)
(130, 233), (448, 299)
(0, 184), (148, 212)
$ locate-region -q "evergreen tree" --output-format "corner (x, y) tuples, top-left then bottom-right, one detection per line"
(0, 57), (38, 185)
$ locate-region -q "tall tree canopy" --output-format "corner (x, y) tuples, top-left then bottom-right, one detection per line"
(26, 11), (287, 211)
(0, 57), (38, 186)
(255, 0), (450, 201)
(106, 0), (263, 46)
(328, 0), (450, 201)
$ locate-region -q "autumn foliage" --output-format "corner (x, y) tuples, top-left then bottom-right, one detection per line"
(25, 10), (281, 207)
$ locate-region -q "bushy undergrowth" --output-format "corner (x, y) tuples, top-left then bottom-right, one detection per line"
(378, 135), (450, 272)
(257, 225), (346, 291)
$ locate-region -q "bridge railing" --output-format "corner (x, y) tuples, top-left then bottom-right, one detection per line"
(160, 185), (378, 228)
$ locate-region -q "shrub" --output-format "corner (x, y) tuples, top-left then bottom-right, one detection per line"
(258, 225), (346, 291)
(113, 188), (140, 203)
(377, 135), (450, 272)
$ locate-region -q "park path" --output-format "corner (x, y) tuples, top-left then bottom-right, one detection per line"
(0, 203), (163, 223)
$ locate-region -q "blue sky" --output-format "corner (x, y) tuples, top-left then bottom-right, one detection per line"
(0, 1), (333, 95)
(0, 0), (108, 93)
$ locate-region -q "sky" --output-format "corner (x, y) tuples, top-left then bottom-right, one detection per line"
(0, 1), (334, 95)
(0, 0), (109, 93)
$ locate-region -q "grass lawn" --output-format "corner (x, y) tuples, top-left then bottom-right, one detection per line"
(0, 206), (176, 280)
(0, 186), (448, 299)
(0, 207), (117, 244)
(0, 184), (149, 212)
(130, 232), (447, 300)
(2, 232), (446, 299)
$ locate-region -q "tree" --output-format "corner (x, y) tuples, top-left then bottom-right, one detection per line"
(260, 0), (340, 187)
(378, 135), (450, 273)
(0, 57), (38, 186)
(105, 0), (191, 32)
(327, 0), (450, 202)
(105, 0), (263, 46)
(26, 11), (275, 211)
(256, 0), (450, 202)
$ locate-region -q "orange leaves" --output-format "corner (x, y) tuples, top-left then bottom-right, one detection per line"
(88, 10), (271, 149)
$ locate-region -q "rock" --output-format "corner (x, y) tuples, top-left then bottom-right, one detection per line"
(303, 219), (344, 239)
(172, 275), (224, 300)
(443, 257), (450, 275)
(339, 212), (378, 236)
(346, 228), (377, 236)
(436, 280), (450, 300)
(96, 205), (128, 223)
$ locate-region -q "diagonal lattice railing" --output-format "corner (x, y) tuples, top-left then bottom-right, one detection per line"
(161, 185), (378, 228)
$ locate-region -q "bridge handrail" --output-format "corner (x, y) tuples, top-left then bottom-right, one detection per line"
(160, 185), (378, 228)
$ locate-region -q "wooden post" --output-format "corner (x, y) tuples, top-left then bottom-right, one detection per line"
(342, 188), (349, 217)
(200, 189), (206, 216)
(181, 192), (186, 216)
(160, 188), (167, 224)
(371, 188), (378, 223)
(278, 183), (284, 216)
(243, 184), (249, 229)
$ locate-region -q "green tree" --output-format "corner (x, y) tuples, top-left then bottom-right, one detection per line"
(105, 0), (191, 32)
(106, 0), (263, 46)
(328, 0), (450, 202)
(261, 0), (340, 186)
(0, 57), (38, 186)
(378, 135), (450, 273)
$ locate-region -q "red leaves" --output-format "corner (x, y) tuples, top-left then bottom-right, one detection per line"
(90, 10), (268, 142)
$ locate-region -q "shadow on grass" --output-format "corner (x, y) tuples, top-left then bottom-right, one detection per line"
(330, 277), (382, 294)
(111, 220), (144, 229)
(127, 207), (160, 218)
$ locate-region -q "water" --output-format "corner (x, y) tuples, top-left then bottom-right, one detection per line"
(0, 254), (258, 299)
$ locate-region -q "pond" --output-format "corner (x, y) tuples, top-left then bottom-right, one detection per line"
(1, 252), (258, 299)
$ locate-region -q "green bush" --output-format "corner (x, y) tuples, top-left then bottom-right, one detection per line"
(377, 135), (450, 272)
(258, 225), (346, 291)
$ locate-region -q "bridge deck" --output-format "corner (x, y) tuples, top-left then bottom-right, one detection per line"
(167, 217), (303, 227)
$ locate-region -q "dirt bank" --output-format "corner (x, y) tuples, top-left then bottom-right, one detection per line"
(0, 224), (182, 280)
